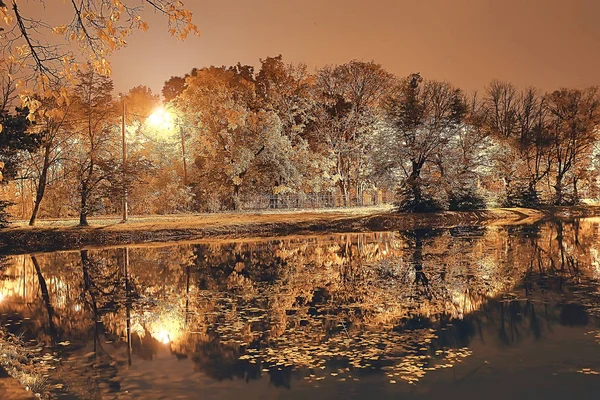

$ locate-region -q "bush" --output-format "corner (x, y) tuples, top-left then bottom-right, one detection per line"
(0, 200), (13, 228)
(501, 185), (543, 208)
(448, 188), (486, 211)
(394, 182), (445, 213)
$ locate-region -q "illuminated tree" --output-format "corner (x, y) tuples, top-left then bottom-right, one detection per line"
(313, 60), (394, 205)
(24, 94), (77, 225)
(255, 55), (322, 198)
(545, 87), (600, 205)
(175, 65), (311, 210)
(0, 0), (198, 130)
(384, 73), (467, 212)
(484, 81), (553, 206)
(69, 67), (118, 225)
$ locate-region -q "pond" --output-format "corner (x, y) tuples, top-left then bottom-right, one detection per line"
(1, 218), (600, 399)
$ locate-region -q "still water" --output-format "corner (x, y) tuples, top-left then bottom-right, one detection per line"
(1, 218), (600, 399)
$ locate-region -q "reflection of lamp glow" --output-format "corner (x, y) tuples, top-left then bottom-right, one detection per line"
(0, 293), (5, 303)
(128, 302), (185, 345)
(156, 330), (171, 344)
(74, 304), (81, 312)
(148, 313), (184, 345)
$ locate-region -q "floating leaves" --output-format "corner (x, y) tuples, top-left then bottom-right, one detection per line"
(578, 368), (600, 375)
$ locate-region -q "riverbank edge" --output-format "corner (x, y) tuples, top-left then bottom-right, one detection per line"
(0, 366), (37, 399)
(1, 206), (599, 255)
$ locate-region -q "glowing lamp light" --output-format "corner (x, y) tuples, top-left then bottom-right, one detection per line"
(147, 108), (176, 130)
(0, 293), (5, 303)
(145, 107), (179, 142)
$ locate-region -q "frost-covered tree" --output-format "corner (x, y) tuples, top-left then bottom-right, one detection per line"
(484, 82), (552, 206)
(313, 61), (393, 205)
(255, 55), (323, 198)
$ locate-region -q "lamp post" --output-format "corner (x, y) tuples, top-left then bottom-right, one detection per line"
(178, 120), (188, 186)
(121, 97), (128, 222)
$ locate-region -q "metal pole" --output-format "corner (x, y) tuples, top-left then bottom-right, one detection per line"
(179, 120), (187, 186)
(122, 98), (128, 222)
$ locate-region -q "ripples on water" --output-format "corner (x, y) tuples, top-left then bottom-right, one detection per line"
(1, 218), (600, 399)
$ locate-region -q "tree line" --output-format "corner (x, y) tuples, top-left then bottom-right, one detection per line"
(1, 55), (600, 225)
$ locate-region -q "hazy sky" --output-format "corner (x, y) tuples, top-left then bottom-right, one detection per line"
(104, 0), (600, 96)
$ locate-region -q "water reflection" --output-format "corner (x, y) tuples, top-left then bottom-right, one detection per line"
(1, 219), (600, 398)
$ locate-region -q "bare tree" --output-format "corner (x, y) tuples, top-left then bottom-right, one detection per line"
(69, 68), (117, 225)
(546, 87), (600, 205)
(484, 82), (553, 205)
(384, 73), (466, 211)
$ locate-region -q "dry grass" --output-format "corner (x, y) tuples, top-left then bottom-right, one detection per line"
(9, 205), (394, 231)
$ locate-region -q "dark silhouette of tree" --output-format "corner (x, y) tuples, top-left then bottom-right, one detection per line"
(384, 74), (466, 212)
(0, 106), (38, 226)
(546, 87), (600, 205)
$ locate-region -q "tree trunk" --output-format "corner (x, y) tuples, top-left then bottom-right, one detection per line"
(232, 183), (240, 211)
(338, 180), (349, 207)
(80, 182), (89, 226)
(29, 145), (51, 226)
(554, 173), (564, 206)
(409, 161), (424, 204)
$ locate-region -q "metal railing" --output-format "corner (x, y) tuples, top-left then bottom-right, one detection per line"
(239, 191), (393, 210)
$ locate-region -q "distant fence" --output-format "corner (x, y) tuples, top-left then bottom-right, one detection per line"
(240, 191), (393, 210)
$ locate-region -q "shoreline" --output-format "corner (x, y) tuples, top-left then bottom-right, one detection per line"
(1, 206), (598, 256)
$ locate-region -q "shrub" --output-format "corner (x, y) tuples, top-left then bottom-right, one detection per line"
(448, 188), (486, 211)
(0, 200), (13, 228)
(501, 185), (543, 208)
(394, 182), (445, 213)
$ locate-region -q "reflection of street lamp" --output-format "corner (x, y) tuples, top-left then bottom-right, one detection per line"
(120, 95), (128, 222)
(147, 107), (188, 185)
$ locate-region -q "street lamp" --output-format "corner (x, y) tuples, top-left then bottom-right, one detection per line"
(120, 95), (128, 223)
(179, 121), (188, 186)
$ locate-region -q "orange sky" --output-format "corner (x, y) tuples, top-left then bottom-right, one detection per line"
(33, 0), (600, 97)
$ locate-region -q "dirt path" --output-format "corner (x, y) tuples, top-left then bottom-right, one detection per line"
(1, 206), (593, 255)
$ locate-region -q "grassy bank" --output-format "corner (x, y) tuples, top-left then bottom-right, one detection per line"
(0, 205), (567, 255)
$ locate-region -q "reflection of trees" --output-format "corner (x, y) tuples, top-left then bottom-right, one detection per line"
(31, 255), (58, 346)
(0, 221), (600, 395)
